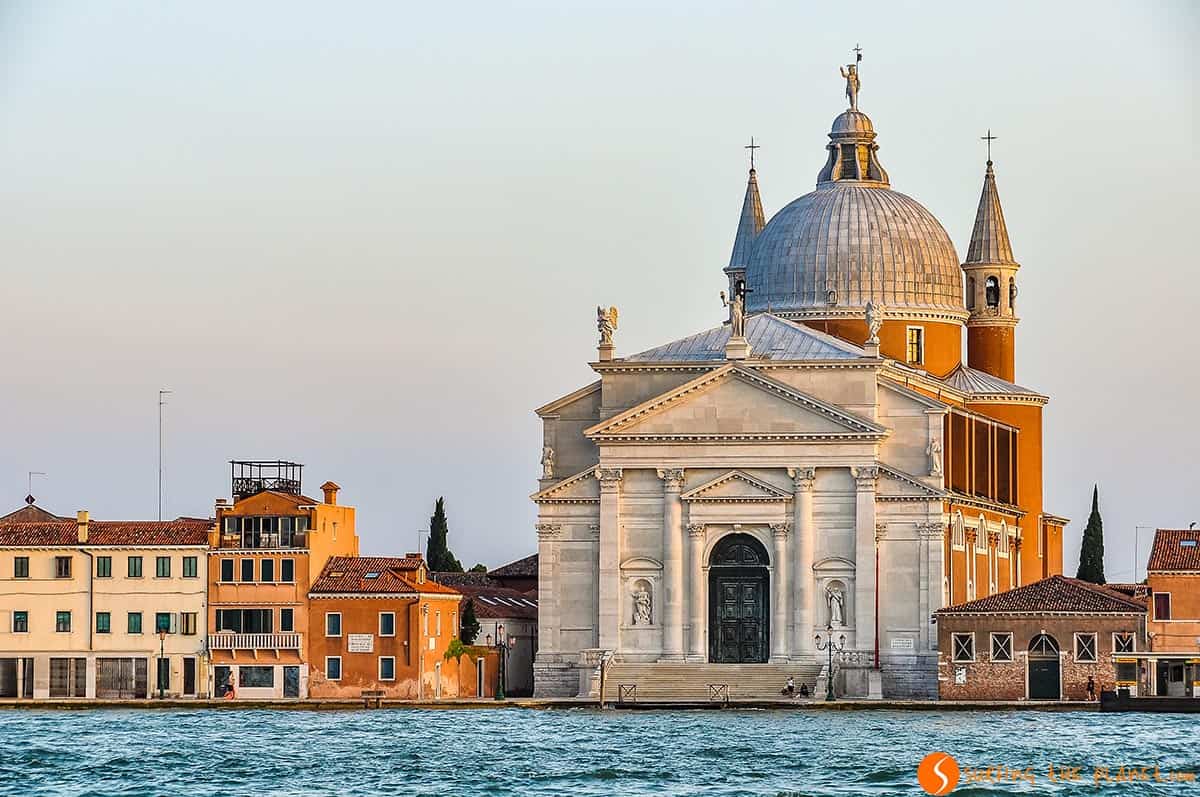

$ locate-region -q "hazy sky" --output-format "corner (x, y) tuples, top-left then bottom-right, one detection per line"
(1, 1), (1196, 578)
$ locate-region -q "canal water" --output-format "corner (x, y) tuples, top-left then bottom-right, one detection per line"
(0, 707), (1193, 795)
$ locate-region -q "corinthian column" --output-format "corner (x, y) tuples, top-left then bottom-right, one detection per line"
(658, 468), (685, 660)
(770, 522), (791, 662)
(687, 523), (706, 661)
(596, 468), (622, 651)
(851, 466), (879, 652)
(788, 466), (816, 656)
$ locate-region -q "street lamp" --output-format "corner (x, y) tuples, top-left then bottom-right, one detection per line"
(814, 622), (846, 702)
(157, 628), (168, 699)
(494, 624), (508, 700)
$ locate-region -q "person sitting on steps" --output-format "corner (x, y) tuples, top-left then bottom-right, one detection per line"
(799, 682), (809, 698)
(781, 676), (795, 698)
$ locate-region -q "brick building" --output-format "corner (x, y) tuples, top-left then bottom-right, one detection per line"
(307, 555), (490, 700)
(935, 575), (1145, 701)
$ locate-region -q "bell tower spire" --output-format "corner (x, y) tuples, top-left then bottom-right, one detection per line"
(963, 135), (1021, 381)
(724, 138), (766, 298)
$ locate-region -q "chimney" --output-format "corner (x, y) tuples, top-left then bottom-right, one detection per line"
(76, 510), (89, 543)
(320, 481), (340, 505)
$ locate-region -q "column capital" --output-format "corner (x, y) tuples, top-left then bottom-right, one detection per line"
(770, 521), (792, 539)
(917, 521), (945, 540)
(596, 467), (623, 489)
(964, 529), (977, 546)
(1012, 537), (1023, 551)
(787, 466), (816, 491)
(535, 522), (563, 540)
(987, 530), (1001, 548)
(851, 465), (880, 489)
(656, 468), (686, 490)
(874, 522), (888, 542)
(687, 522), (706, 538)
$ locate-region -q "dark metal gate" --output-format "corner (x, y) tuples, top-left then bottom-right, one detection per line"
(97, 658), (148, 699)
(708, 533), (770, 664)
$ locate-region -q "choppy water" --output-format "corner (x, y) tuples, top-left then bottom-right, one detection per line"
(0, 707), (1194, 796)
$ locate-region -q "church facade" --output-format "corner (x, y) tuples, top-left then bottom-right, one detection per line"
(531, 64), (1065, 699)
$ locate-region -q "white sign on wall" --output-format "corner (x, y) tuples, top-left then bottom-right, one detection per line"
(955, 667), (967, 685)
(348, 634), (374, 653)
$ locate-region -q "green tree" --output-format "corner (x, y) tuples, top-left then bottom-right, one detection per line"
(1076, 485), (1106, 584)
(425, 497), (463, 572)
(459, 598), (481, 645)
(469, 563), (488, 573)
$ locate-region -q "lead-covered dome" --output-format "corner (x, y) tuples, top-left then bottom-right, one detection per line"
(742, 102), (965, 318)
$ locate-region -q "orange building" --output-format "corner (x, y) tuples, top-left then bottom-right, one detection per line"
(207, 461), (358, 699)
(1124, 528), (1200, 698)
(307, 555), (491, 700)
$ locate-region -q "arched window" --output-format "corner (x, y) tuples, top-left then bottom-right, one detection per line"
(985, 276), (1000, 309)
(1029, 634), (1059, 657)
(966, 276), (976, 310)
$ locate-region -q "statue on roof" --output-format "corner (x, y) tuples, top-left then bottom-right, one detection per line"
(597, 305), (618, 346)
(865, 300), (883, 344)
(840, 63), (860, 111)
(720, 289), (746, 338)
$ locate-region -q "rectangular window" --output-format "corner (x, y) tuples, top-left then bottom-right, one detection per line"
(260, 559), (275, 583)
(240, 559), (254, 583)
(239, 666), (275, 688)
(220, 558), (234, 583)
(180, 612), (197, 636)
(1153, 593), (1171, 621)
(1074, 632), (1098, 663)
(326, 613), (342, 637)
(280, 558), (295, 583)
(156, 613), (172, 633)
(56, 611), (72, 633)
(1115, 660), (1137, 682)
(379, 612), (396, 637)
(326, 656), (342, 681)
(156, 556), (171, 578)
(989, 632), (1013, 663)
(182, 556), (198, 578)
(128, 556), (143, 578)
(55, 556), (72, 579)
(14, 556), (29, 579)
(379, 656), (396, 681)
(951, 632), (975, 663)
(1113, 632), (1135, 653)
(436, 611), (441, 636)
(128, 612), (143, 634)
(280, 608), (294, 633)
(906, 326), (924, 365)
(12, 611), (28, 633)
(96, 556), (112, 578)
(50, 658), (87, 698)
(96, 612), (111, 634)
(216, 608), (272, 634)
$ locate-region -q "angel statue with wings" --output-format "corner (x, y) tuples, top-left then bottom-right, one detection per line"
(597, 305), (618, 346)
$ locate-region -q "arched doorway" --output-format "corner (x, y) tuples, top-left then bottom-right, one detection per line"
(708, 533), (770, 663)
(1028, 634), (1061, 699)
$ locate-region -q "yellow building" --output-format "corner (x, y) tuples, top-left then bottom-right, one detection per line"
(0, 508), (211, 699)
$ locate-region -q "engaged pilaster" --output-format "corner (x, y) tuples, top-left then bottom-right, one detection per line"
(658, 468), (686, 660)
(535, 522), (563, 655)
(770, 522), (792, 661)
(851, 466), (879, 652)
(788, 466), (816, 655)
(687, 523), (707, 661)
(596, 467), (623, 651)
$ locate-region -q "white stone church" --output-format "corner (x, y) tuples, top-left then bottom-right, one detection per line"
(531, 62), (1051, 700)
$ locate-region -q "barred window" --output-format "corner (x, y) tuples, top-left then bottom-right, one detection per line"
(1074, 633), (1098, 663)
(990, 633), (1013, 662)
(952, 633), (975, 663)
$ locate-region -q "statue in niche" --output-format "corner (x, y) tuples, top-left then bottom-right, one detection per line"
(540, 446), (555, 479)
(926, 438), (943, 476)
(597, 305), (618, 346)
(720, 290), (746, 338)
(827, 584), (846, 628)
(864, 300), (883, 344)
(632, 584), (653, 626)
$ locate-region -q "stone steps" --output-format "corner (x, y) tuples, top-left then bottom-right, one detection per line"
(604, 662), (823, 703)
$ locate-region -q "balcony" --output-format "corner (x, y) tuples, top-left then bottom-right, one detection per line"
(208, 633), (302, 652)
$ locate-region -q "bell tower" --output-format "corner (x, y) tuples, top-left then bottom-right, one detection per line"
(963, 150), (1020, 381)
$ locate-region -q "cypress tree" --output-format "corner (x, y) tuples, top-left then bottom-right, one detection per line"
(425, 497), (463, 572)
(459, 598), (481, 645)
(1075, 485), (1106, 584)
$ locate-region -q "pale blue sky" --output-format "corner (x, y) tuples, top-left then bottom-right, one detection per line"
(1, 1), (1196, 578)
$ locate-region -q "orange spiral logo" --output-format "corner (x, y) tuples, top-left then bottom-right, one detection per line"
(917, 752), (960, 795)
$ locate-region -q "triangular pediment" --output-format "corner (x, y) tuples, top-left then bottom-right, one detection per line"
(682, 470), (791, 502)
(585, 364), (886, 442)
(877, 464), (946, 501)
(530, 466), (599, 504)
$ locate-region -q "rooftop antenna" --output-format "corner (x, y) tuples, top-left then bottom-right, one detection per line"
(26, 471), (47, 505)
(981, 129), (997, 164)
(158, 389), (172, 521)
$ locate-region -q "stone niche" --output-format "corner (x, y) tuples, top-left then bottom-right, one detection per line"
(619, 557), (663, 661)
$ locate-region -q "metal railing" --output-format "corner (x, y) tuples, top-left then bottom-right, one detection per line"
(207, 633), (302, 650)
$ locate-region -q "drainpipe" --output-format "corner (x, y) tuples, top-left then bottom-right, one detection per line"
(77, 511), (95, 697)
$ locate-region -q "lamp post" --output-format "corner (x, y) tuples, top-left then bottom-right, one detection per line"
(157, 628), (167, 699)
(814, 622), (846, 702)
(495, 624), (507, 700)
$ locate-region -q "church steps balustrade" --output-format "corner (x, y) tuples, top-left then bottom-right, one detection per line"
(603, 662), (823, 702)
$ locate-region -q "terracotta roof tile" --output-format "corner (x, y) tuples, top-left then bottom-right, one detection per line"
(310, 556), (460, 596)
(936, 575), (1146, 615)
(488, 553), (538, 579)
(1148, 529), (1200, 572)
(456, 585), (538, 620)
(0, 504), (66, 523)
(0, 519), (211, 547)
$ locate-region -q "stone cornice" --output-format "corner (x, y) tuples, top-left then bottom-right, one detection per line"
(535, 522), (563, 540)
(530, 465), (600, 505)
(680, 470), (792, 503)
(765, 307), (970, 325)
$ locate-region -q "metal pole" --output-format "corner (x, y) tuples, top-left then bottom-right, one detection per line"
(157, 390), (171, 521)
